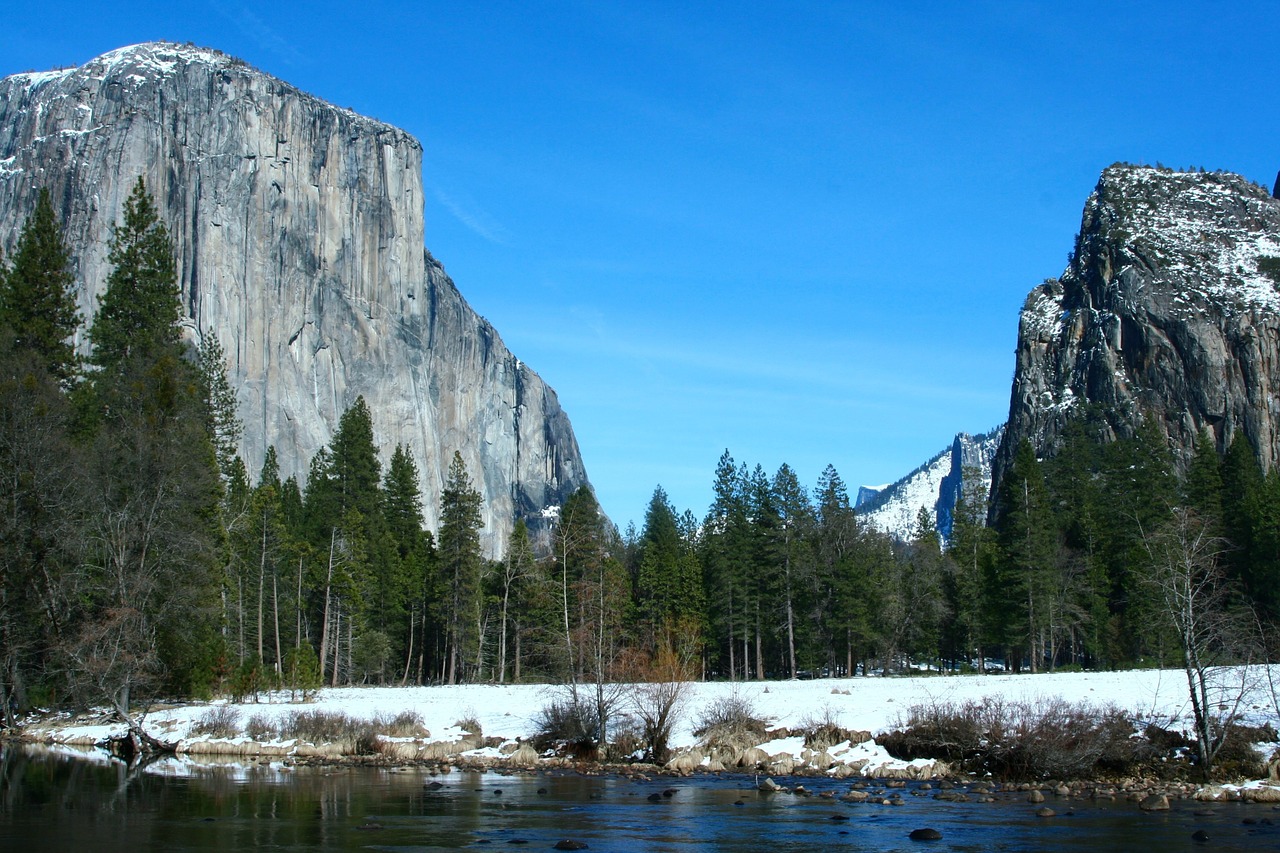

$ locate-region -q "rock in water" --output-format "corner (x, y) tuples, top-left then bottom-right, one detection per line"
(1140, 794), (1170, 812)
(0, 42), (592, 555)
(993, 165), (1280, 501)
(908, 828), (943, 840)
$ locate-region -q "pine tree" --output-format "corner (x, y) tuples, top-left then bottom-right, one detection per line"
(88, 178), (181, 372)
(197, 332), (243, 482)
(701, 450), (751, 678)
(994, 439), (1055, 671)
(383, 444), (434, 683)
(947, 466), (995, 670)
(69, 179), (224, 712)
(635, 486), (692, 637)
(438, 451), (483, 684)
(0, 188), (80, 382)
(771, 463), (815, 679)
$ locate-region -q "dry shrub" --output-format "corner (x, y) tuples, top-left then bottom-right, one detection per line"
(797, 704), (847, 750)
(453, 713), (482, 736)
(190, 705), (240, 738)
(1211, 723), (1276, 779)
(694, 686), (770, 751)
(627, 638), (697, 763)
(244, 713), (277, 741)
(280, 710), (381, 754)
(880, 696), (1137, 780)
(377, 711), (427, 738)
(532, 693), (600, 758)
(609, 712), (645, 761)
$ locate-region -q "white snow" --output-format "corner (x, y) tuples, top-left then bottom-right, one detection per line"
(1098, 167), (1280, 314)
(23, 667), (1279, 782)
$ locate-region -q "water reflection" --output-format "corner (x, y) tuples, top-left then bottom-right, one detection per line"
(1, 744), (1277, 851)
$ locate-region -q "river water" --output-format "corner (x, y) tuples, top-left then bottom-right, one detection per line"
(1, 745), (1277, 851)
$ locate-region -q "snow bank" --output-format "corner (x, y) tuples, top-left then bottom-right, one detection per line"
(22, 667), (1279, 782)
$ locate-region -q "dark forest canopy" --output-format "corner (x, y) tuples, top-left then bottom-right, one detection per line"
(0, 187), (1276, 725)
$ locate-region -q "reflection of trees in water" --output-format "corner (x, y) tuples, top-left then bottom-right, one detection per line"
(0, 747), (495, 849)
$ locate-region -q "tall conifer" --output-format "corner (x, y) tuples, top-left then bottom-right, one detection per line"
(0, 188), (79, 382)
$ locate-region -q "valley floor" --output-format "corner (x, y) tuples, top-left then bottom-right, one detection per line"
(18, 667), (1280, 789)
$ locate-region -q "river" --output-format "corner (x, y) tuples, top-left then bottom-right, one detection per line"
(1, 745), (1276, 851)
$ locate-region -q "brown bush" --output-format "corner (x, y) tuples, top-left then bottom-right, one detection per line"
(694, 688), (771, 751)
(190, 705), (240, 738)
(880, 696), (1140, 780)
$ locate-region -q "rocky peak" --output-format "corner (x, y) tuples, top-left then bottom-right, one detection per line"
(0, 42), (593, 555)
(992, 164), (1280, 499)
(857, 426), (1003, 542)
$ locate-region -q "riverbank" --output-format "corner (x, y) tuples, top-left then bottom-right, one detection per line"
(13, 668), (1280, 794)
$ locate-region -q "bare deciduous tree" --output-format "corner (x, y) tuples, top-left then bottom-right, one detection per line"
(1141, 506), (1261, 779)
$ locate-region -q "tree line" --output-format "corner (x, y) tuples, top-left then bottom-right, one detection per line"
(1, 184), (1274, 730)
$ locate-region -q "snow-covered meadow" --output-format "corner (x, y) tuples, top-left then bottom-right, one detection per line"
(24, 667), (1279, 777)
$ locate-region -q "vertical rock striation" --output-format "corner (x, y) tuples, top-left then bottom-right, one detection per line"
(992, 164), (1280, 499)
(0, 42), (591, 554)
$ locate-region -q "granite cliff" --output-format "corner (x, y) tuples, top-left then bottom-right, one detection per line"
(0, 42), (591, 554)
(992, 164), (1280, 498)
(857, 427), (1003, 542)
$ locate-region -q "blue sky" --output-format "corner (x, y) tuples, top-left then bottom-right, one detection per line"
(5, 2), (1280, 530)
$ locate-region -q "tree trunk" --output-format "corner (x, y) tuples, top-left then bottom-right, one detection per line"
(754, 616), (764, 681)
(331, 604), (341, 687)
(401, 605), (415, 686)
(257, 513), (267, 664)
(319, 530), (336, 676)
(272, 572), (282, 674)
(498, 587), (510, 683)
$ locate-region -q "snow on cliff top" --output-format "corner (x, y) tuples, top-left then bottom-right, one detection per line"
(1097, 165), (1280, 313)
(3, 42), (413, 142)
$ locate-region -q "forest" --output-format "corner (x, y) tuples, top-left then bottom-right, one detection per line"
(1, 182), (1277, 730)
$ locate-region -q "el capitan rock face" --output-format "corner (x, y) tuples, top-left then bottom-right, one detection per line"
(0, 42), (591, 554)
(992, 164), (1280, 498)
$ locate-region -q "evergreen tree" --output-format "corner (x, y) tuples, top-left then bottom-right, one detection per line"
(383, 444), (434, 683)
(1183, 432), (1224, 527)
(70, 180), (224, 712)
(438, 451), (483, 684)
(88, 178), (182, 372)
(771, 463), (815, 678)
(994, 439), (1055, 671)
(634, 486), (701, 639)
(947, 466), (996, 670)
(197, 333), (243, 482)
(701, 450), (751, 678)
(553, 485), (607, 681)
(1220, 432), (1265, 596)
(0, 188), (80, 382)
(328, 396), (382, 523)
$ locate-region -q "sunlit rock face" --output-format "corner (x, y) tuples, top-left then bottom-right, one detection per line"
(857, 427), (1003, 543)
(0, 42), (592, 555)
(992, 164), (1280, 499)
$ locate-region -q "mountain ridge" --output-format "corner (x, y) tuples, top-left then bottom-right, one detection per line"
(992, 164), (1280, 500)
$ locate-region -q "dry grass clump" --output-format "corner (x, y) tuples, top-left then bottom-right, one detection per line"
(693, 688), (771, 751)
(797, 704), (850, 750)
(378, 710), (428, 738)
(279, 710), (381, 754)
(190, 705), (241, 738)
